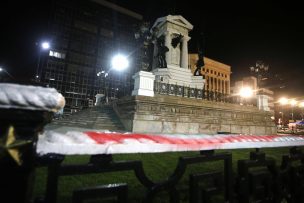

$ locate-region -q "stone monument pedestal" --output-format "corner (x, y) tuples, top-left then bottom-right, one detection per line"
(132, 71), (155, 97)
(257, 94), (270, 111)
(153, 65), (205, 89)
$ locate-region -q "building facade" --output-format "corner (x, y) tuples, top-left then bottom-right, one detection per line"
(39, 0), (142, 112)
(189, 54), (231, 94)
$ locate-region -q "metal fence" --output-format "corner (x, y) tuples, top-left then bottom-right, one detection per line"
(154, 81), (255, 106)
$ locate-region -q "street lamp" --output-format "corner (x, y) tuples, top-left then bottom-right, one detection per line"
(0, 66), (14, 81)
(279, 97), (288, 127)
(290, 99), (297, 121)
(111, 54), (129, 71)
(239, 86), (253, 105)
(96, 54), (129, 104)
(35, 41), (50, 82)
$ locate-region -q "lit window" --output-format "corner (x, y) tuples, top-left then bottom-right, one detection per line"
(49, 50), (66, 59)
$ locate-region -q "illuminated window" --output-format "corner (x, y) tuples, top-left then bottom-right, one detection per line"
(49, 50), (66, 59)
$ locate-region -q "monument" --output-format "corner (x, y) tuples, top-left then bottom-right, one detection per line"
(151, 15), (205, 89)
(126, 15), (276, 135)
(132, 15), (205, 97)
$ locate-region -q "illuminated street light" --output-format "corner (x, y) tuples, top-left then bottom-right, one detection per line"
(239, 87), (253, 106)
(41, 41), (50, 50)
(0, 66), (14, 81)
(279, 97), (288, 105)
(278, 97), (289, 127)
(299, 101), (304, 108)
(290, 99), (297, 121)
(96, 54), (129, 104)
(111, 54), (129, 71)
(36, 41), (51, 82)
(239, 87), (253, 98)
(290, 99), (297, 106)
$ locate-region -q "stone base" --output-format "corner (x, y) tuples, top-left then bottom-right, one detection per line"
(132, 71), (155, 97)
(153, 65), (205, 88)
(257, 94), (270, 111)
(114, 95), (277, 135)
(191, 75), (205, 89)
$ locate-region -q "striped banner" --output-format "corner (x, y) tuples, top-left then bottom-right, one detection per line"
(37, 131), (304, 155)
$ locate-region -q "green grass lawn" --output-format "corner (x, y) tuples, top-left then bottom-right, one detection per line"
(33, 147), (294, 202)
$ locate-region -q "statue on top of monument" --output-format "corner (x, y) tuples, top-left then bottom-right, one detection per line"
(171, 33), (183, 48)
(156, 35), (169, 68)
(194, 32), (205, 76)
(134, 22), (157, 71)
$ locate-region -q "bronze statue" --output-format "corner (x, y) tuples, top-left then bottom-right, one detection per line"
(134, 22), (156, 71)
(171, 33), (183, 48)
(156, 36), (169, 68)
(194, 32), (205, 76)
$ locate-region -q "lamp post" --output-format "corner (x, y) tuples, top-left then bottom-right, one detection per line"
(249, 61), (269, 94)
(96, 54), (129, 104)
(35, 41), (50, 82)
(279, 97), (288, 127)
(290, 99), (297, 122)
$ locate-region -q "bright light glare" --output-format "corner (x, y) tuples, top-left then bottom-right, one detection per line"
(41, 42), (50, 50)
(0, 67), (2, 72)
(111, 54), (129, 71)
(239, 87), (253, 98)
(299, 101), (304, 107)
(290, 99), (297, 106)
(279, 97), (288, 105)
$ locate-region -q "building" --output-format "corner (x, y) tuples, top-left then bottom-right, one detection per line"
(231, 76), (275, 111)
(39, 0), (142, 112)
(189, 54), (231, 94)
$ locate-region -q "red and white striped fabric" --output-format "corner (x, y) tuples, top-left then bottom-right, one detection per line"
(36, 131), (304, 155)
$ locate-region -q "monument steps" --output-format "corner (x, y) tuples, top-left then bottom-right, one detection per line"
(50, 105), (125, 131)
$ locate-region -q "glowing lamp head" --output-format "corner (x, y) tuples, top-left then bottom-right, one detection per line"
(290, 99), (297, 106)
(111, 54), (129, 71)
(279, 97), (288, 105)
(41, 42), (50, 50)
(239, 87), (253, 98)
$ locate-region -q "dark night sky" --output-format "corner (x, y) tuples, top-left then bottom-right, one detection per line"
(1, 0), (304, 98)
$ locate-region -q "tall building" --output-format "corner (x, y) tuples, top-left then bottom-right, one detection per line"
(189, 54), (231, 94)
(39, 0), (142, 112)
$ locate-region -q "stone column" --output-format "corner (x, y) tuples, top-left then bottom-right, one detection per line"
(181, 36), (190, 69)
(164, 32), (171, 66)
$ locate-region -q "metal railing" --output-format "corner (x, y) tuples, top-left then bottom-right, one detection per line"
(154, 81), (256, 106)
